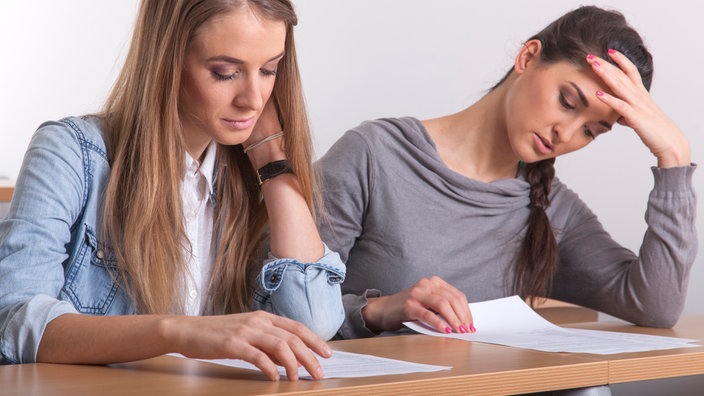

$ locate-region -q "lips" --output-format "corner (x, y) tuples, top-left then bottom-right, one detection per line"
(533, 132), (554, 155)
(222, 117), (255, 131)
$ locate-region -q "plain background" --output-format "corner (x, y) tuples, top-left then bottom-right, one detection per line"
(0, 1), (701, 312)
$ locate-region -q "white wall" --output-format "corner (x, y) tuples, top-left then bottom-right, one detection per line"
(1, 1), (702, 315)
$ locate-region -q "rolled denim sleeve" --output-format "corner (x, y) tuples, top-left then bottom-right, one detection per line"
(252, 244), (346, 340)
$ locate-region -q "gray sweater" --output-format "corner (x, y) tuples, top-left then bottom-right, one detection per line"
(316, 117), (698, 339)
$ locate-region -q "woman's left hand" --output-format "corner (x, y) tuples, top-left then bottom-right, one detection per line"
(586, 50), (690, 168)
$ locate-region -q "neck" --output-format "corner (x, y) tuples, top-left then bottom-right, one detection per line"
(423, 85), (520, 182)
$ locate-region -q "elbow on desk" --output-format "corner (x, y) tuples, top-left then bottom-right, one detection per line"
(631, 312), (682, 329)
(617, 302), (685, 329)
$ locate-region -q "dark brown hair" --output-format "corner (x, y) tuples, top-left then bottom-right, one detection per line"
(500, 6), (654, 303)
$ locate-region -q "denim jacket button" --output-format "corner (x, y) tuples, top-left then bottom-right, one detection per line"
(96, 249), (104, 260)
(269, 274), (278, 283)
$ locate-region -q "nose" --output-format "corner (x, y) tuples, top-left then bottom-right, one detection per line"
(552, 118), (582, 143)
(232, 75), (264, 111)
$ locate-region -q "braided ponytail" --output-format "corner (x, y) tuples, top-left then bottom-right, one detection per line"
(514, 158), (558, 305)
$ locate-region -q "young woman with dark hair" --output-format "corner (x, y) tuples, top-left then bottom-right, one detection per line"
(317, 5), (695, 344)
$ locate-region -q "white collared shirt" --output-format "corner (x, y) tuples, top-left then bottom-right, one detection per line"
(180, 141), (217, 315)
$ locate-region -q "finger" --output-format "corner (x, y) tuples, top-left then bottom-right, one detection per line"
(427, 276), (473, 332)
(606, 49), (644, 87)
(422, 293), (467, 333)
(594, 89), (635, 126)
(411, 301), (453, 333)
(258, 335), (301, 381)
(257, 319), (325, 381)
(289, 341), (324, 381)
(238, 343), (281, 381)
(270, 315), (332, 359)
(586, 53), (643, 104)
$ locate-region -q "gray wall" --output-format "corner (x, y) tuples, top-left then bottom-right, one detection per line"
(1, 1), (701, 318)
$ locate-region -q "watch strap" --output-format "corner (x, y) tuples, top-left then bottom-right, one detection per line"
(257, 160), (293, 186)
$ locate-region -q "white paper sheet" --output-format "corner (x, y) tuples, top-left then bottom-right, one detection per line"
(169, 350), (451, 380)
(403, 295), (700, 355)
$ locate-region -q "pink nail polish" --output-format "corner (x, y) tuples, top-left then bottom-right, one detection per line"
(587, 54), (595, 60)
(608, 48), (616, 54)
(459, 325), (467, 333)
(469, 324), (477, 333)
(445, 326), (452, 334)
(596, 90), (604, 97)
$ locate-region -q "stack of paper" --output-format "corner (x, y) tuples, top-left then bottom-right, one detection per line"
(404, 295), (700, 354)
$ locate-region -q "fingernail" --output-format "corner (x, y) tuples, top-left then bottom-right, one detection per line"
(445, 326), (452, 334)
(608, 48), (616, 54)
(593, 60), (601, 67)
(587, 53), (595, 60)
(459, 325), (467, 333)
(469, 324), (477, 333)
(596, 90), (604, 96)
(315, 367), (324, 380)
(323, 345), (332, 357)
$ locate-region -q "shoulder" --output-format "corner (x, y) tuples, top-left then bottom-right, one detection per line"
(32, 115), (109, 161)
(324, 116), (434, 161)
(346, 117), (427, 146)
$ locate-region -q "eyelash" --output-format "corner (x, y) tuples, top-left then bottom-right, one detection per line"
(212, 68), (278, 81)
(560, 92), (596, 140)
(559, 93), (576, 110)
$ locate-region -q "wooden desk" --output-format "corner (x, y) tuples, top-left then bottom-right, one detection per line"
(1, 333), (607, 396)
(0, 185), (13, 202)
(3, 317), (703, 396)
(566, 316), (704, 384)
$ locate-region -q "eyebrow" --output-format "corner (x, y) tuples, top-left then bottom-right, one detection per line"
(569, 82), (589, 107)
(208, 51), (285, 64)
(568, 81), (613, 131)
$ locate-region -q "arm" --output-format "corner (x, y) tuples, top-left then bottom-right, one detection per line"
(244, 100), (344, 340)
(552, 167), (696, 327)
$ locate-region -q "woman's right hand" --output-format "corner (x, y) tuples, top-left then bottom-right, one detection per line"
(164, 310), (331, 381)
(362, 276), (474, 334)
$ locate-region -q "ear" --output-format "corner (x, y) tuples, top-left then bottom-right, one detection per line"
(514, 39), (542, 75)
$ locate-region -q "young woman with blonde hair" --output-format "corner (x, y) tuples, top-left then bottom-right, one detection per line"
(0, 0), (344, 381)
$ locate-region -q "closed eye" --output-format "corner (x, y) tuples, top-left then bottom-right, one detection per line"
(559, 92), (576, 110)
(212, 69), (240, 81)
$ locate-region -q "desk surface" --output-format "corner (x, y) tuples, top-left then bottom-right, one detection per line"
(566, 316), (704, 383)
(0, 184), (12, 203)
(4, 316), (704, 396)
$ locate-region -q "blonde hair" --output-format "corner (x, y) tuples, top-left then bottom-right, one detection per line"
(101, 0), (315, 314)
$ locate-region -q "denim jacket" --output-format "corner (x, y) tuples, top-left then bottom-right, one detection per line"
(0, 116), (346, 364)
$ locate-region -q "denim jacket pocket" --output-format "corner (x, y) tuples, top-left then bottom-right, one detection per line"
(62, 226), (122, 315)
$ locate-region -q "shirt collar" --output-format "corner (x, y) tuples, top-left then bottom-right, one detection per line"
(184, 140), (217, 196)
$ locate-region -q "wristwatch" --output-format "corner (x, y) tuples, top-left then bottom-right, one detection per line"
(257, 160), (293, 186)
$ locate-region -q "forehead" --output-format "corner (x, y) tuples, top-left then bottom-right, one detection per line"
(541, 61), (620, 124)
(189, 7), (286, 59)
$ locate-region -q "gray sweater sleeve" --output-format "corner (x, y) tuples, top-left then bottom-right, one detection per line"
(317, 130), (381, 339)
(551, 165), (697, 328)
